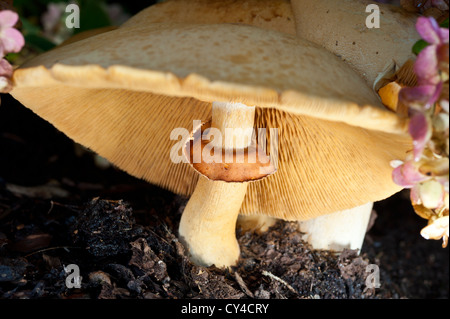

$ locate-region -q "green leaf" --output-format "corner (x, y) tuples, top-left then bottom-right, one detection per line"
(412, 39), (429, 56)
(19, 17), (57, 52)
(74, 0), (112, 34)
(19, 17), (42, 36)
(4, 53), (19, 64)
(24, 34), (56, 52)
(440, 18), (449, 29)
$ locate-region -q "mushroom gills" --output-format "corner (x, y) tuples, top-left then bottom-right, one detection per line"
(178, 101), (256, 268)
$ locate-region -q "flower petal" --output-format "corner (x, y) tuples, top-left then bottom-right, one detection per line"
(392, 165), (412, 187)
(0, 58), (13, 77)
(438, 27), (449, 44)
(440, 100), (449, 113)
(41, 3), (66, 32)
(415, 45), (439, 84)
(418, 179), (445, 209)
(410, 184), (421, 204)
(1, 28), (25, 53)
(392, 161), (429, 187)
(429, 81), (443, 106)
(399, 85), (437, 109)
(409, 112), (432, 160)
(0, 76), (12, 92)
(390, 159), (404, 169)
(0, 58), (13, 92)
(0, 10), (19, 29)
(419, 157), (450, 177)
(416, 16), (441, 44)
(420, 216), (449, 243)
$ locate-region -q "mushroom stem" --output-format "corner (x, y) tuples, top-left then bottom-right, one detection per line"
(298, 202), (374, 253)
(179, 102), (255, 267)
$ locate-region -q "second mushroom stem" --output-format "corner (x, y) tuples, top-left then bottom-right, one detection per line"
(179, 101), (255, 268)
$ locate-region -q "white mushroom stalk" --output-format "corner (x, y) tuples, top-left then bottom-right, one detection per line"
(179, 102), (256, 268)
(298, 202), (374, 252)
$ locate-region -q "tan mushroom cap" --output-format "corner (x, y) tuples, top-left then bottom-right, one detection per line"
(121, 0), (296, 35)
(59, 26), (118, 47)
(11, 23), (411, 221)
(291, 0), (420, 86)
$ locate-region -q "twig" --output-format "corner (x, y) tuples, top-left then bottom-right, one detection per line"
(24, 246), (80, 258)
(262, 270), (298, 295)
(234, 271), (254, 298)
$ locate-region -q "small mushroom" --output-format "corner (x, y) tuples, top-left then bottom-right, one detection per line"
(377, 59), (417, 115)
(291, 0), (420, 87)
(11, 20), (411, 267)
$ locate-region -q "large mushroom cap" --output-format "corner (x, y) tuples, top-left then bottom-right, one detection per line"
(121, 0), (296, 35)
(291, 0), (420, 86)
(11, 22), (411, 220)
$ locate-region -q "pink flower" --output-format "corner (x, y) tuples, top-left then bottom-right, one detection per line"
(392, 160), (430, 188)
(399, 17), (448, 111)
(416, 16), (448, 47)
(399, 82), (442, 110)
(392, 14), (449, 247)
(414, 16), (449, 84)
(41, 3), (65, 34)
(409, 111), (433, 160)
(0, 57), (13, 92)
(0, 10), (25, 57)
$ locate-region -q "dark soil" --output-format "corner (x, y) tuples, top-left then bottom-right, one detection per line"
(0, 93), (448, 301)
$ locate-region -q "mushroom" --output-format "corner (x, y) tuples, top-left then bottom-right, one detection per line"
(290, 0), (420, 87)
(59, 26), (118, 47)
(377, 59), (417, 115)
(121, 0), (296, 35)
(119, 0), (295, 235)
(290, 0), (421, 250)
(11, 20), (411, 267)
(59, 0), (382, 253)
(119, 0), (416, 252)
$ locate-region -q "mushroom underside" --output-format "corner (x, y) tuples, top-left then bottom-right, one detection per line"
(10, 22), (413, 268)
(179, 101), (256, 267)
(11, 85), (411, 221)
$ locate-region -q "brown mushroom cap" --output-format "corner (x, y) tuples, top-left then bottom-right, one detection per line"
(291, 0), (420, 86)
(11, 22), (411, 221)
(121, 0), (296, 35)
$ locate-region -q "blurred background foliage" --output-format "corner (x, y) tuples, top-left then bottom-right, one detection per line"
(9, 0), (159, 64)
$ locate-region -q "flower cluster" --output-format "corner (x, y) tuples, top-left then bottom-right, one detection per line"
(393, 16), (449, 247)
(0, 9), (24, 94)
